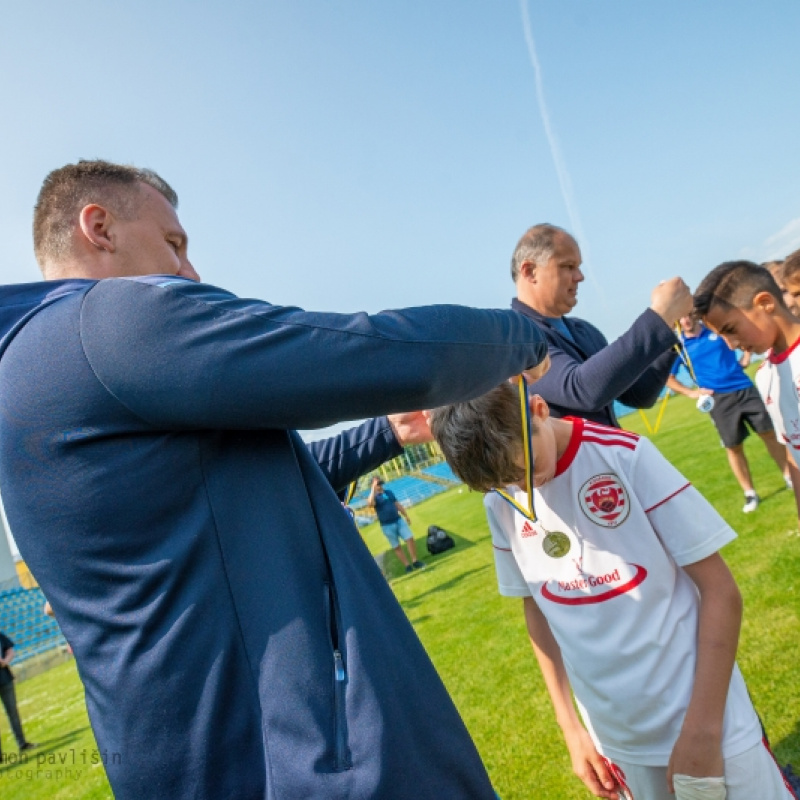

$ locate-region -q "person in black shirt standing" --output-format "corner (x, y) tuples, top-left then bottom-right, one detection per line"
(0, 631), (36, 754)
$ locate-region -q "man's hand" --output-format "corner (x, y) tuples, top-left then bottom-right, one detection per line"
(388, 411), (433, 446)
(651, 277), (693, 328)
(522, 353), (551, 385)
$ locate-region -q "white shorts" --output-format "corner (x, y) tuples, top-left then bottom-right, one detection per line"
(607, 739), (796, 800)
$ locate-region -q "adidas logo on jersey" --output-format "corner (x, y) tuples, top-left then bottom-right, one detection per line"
(521, 521), (537, 538)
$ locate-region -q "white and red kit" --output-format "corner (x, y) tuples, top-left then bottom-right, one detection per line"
(755, 336), (800, 458)
(485, 418), (761, 767)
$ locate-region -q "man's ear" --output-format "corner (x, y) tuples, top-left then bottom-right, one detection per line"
(78, 204), (115, 252)
(528, 393), (550, 421)
(752, 291), (776, 314)
(519, 260), (537, 282)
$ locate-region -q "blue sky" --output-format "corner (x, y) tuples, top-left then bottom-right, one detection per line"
(1, 2), (799, 420)
(3, 2), (799, 318)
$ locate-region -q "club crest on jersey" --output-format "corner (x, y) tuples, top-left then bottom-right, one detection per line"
(579, 474), (629, 528)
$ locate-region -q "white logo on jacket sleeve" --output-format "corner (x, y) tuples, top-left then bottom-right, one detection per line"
(579, 474), (630, 528)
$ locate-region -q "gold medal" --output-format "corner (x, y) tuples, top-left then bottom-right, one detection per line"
(542, 531), (571, 558)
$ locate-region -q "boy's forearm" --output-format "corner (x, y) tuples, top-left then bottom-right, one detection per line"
(523, 597), (582, 732)
(789, 458), (800, 524)
(523, 598), (622, 799)
(680, 555), (742, 739)
(666, 375), (695, 398)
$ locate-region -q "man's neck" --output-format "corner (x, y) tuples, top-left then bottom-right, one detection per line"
(515, 290), (563, 320)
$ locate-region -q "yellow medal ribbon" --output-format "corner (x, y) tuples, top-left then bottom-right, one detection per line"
(637, 323), (698, 436)
(673, 323), (700, 386)
(492, 375), (538, 522)
(637, 392), (670, 435)
(341, 481), (359, 529)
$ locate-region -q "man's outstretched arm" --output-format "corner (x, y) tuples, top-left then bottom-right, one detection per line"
(80, 279), (549, 431)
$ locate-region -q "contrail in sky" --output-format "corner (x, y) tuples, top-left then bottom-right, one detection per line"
(519, 1), (604, 303)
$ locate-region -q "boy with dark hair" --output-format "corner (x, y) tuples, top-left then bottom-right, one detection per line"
(780, 249), (800, 308)
(762, 260), (800, 317)
(694, 259), (800, 527)
(430, 384), (795, 800)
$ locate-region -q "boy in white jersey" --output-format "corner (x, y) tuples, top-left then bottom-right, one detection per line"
(430, 384), (795, 800)
(694, 260), (800, 530)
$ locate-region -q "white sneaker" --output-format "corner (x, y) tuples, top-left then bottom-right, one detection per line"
(786, 476), (793, 490)
(742, 494), (760, 513)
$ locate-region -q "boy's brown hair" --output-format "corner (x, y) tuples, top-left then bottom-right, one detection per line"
(430, 383), (531, 492)
(693, 260), (785, 318)
(762, 259), (785, 286)
(783, 248), (800, 283)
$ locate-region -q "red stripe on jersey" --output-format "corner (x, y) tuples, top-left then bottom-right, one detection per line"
(541, 564), (647, 605)
(768, 333), (800, 364)
(761, 736), (799, 798)
(645, 482), (691, 513)
(556, 417), (584, 475)
(492, 544), (512, 552)
(582, 420), (639, 442)
(582, 434), (637, 451)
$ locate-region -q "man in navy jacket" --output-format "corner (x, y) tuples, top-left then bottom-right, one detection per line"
(0, 161), (548, 799)
(510, 223), (692, 427)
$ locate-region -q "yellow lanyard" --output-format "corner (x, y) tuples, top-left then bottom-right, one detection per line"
(492, 375), (538, 522)
(638, 324), (697, 436)
(637, 393), (670, 435)
(341, 481), (359, 529)
(673, 324), (701, 386)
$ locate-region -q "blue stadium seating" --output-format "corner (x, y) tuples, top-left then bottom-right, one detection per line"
(421, 462), (459, 483)
(0, 586), (67, 662)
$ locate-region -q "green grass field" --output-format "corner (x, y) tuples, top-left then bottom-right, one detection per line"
(2, 389), (799, 798)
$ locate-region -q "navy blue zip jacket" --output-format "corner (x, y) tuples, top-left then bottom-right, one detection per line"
(511, 298), (678, 427)
(0, 276), (547, 800)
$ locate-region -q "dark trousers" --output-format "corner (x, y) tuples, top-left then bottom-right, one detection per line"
(0, 682), (26, 748)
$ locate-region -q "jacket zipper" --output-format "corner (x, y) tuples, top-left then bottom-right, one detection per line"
(325, 582), (351, 770)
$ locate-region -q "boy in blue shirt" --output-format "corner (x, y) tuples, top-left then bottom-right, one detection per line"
(667, 314), (790, 512)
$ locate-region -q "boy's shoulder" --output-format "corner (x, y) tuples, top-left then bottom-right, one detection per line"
(575, 419), (639, 448)
(561, 418), (641, 471)
(484, 419), (646, 516)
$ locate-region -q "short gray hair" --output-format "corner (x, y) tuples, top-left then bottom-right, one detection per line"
(510, 223), (570, 283)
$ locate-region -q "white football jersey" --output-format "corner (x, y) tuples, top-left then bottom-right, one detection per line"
(755, 337), (800, 456)
(485, 418), (760, 766)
